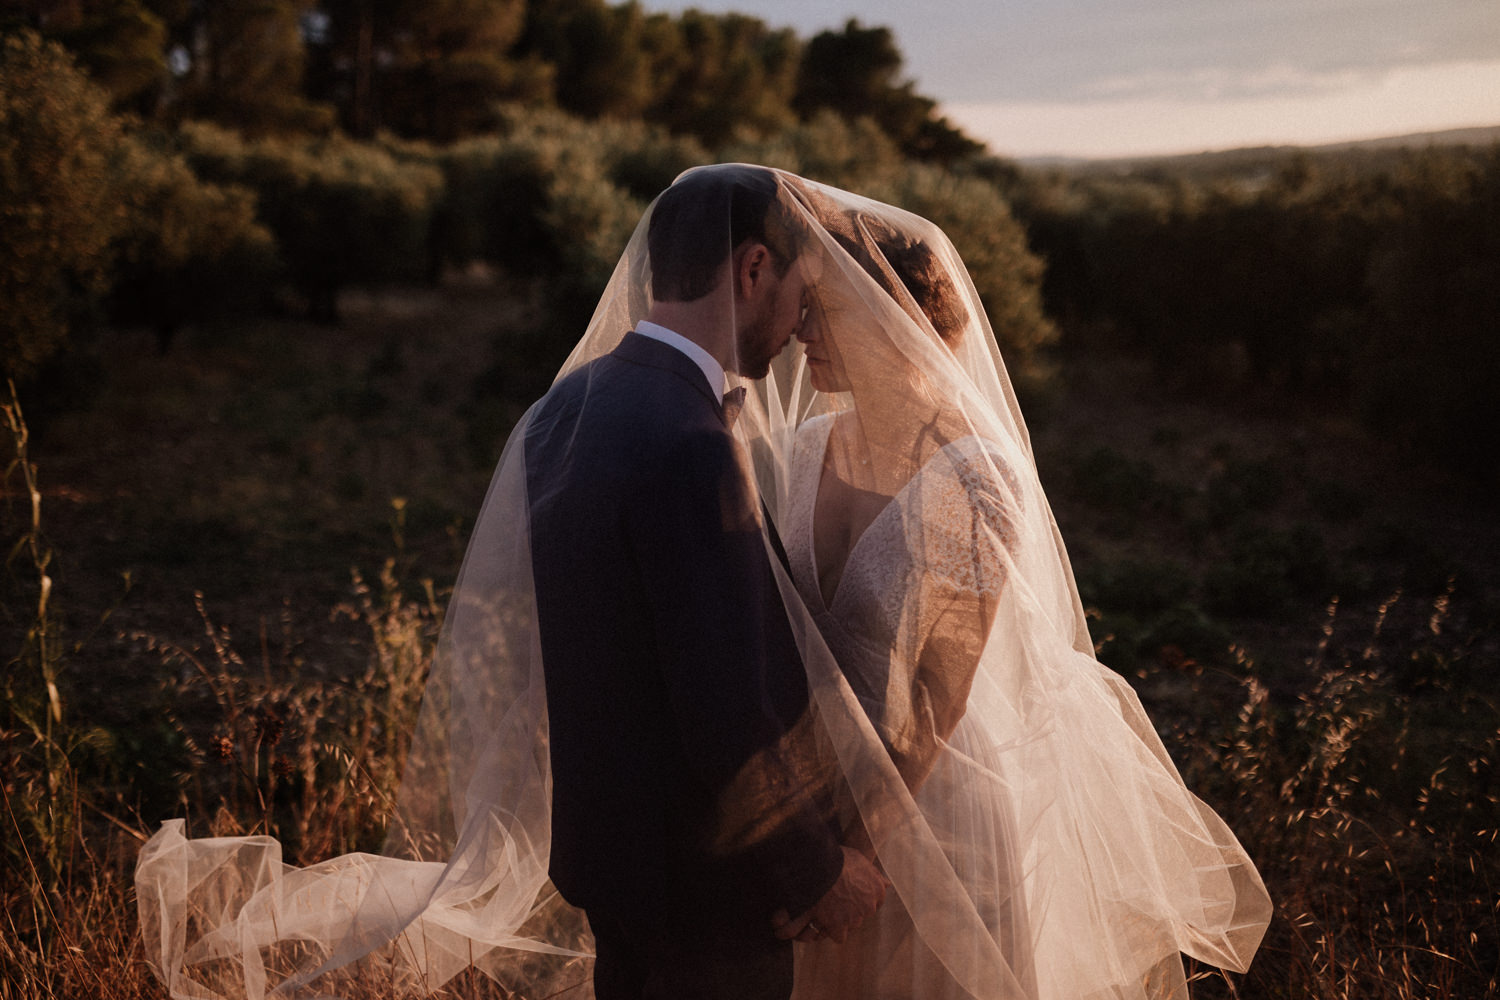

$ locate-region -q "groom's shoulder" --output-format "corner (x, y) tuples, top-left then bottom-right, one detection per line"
(536, 349), (719, 445)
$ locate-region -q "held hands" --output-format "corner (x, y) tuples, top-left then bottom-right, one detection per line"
(772, 846), (889, 944)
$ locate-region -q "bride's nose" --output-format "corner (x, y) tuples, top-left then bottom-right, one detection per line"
(794, 306), (819, 344)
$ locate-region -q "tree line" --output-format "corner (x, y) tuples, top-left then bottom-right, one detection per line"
(0, 25), (1049, 392)
(999, 144), (1500, 484)
(4, 3), (1497, 486)
(2, 0), (980, 159)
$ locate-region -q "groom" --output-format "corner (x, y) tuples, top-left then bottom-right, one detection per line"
(525, 165), (885, 1000)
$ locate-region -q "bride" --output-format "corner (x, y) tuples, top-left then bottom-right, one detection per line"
(135, 166), (1269, 1000)
(764, 179), (1270, 999)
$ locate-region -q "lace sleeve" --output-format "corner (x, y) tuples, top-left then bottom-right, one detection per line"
(882, 443), (1023, 791)
(926, 447), (1024, 596)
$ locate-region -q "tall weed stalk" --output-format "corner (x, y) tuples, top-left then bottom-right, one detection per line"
(1182, 592), (1500, 999)
(138, 544), (440, 862)
(2, 383), (143, 999)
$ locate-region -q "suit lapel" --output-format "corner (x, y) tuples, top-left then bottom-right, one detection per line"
(615, 332), (788, 567)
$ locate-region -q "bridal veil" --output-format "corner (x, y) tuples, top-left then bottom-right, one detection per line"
(137, 165), (1270, 999)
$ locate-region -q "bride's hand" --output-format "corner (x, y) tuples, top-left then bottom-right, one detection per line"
(771, 846), (889, 943)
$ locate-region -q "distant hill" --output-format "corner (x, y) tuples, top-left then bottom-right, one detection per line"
(1022, 124), (1500, 173)
(1309, 124), (1500, 152)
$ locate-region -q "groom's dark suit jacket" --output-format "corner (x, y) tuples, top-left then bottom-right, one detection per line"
(525, 331), (842, 933)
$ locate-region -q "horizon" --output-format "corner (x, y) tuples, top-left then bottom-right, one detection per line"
(985, 120), (1500, 165)
(649, 1), (1500, 161)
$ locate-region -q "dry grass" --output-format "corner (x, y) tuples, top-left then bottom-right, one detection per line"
(1175, 593), (1500, 999)
(4, 307), (1499, 998)
(4, 379), (444, 998)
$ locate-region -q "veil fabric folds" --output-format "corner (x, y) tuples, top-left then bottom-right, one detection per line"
(136, 165), (1270, 1000)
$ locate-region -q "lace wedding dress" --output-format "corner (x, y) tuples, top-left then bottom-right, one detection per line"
(780, 411), (1266, 1000)
(784, 413), (1035, 999)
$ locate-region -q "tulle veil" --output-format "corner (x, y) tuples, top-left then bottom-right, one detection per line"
(136, 165), (1270, 1000)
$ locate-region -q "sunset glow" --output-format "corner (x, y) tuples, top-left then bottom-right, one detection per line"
(945, 59), (1500, 159)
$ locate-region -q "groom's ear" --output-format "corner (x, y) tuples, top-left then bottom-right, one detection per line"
(735, 241), (774, 302)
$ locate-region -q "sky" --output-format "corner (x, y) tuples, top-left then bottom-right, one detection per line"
(651, 0), (1500, 159)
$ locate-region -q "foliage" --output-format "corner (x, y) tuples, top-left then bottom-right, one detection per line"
(1175, 592), (1499, 1000)
(15, 0), (978, 161)
(139, 561), (438, 861)
(1356, 146), (1500, 484)
(315, 0), (541, 140)
(718, 108), (905, 190)
(793, 19), (982, 164)
(1012, 143), (1500, 484)
(107, 132), (280, 347)
(0, 31), (127, 379)
(645, 8), (801, 145)
(2, 384), (117, 960)
(875, 164), (1057, 369)
(520, 1), (802, 146)
(5, 258), (1500, 996)
(178, 122), (443, 321)
(1, 394), (438, 993)
(170, 0), (334, 135)
(418, 107), (649, 287)
(40, 0), (169, 112)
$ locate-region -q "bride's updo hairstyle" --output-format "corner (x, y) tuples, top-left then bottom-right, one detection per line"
(869, 227), (968, 346)
(824, 207), (968, 347)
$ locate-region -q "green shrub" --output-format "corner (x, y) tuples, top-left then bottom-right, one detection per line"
(720, 110), (904, 191)
(178, 123), (443, 321)
(107, 133), (279, 347)
(428, 110), (645, 287)
(0, 31), (126, 377)
(605, 128), (710, 201)
(873, 163), (1058, 372)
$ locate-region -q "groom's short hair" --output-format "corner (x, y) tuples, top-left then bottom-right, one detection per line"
(647, 165), (800, 303)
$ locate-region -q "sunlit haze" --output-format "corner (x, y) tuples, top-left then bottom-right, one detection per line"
(651, 0), (1500, 159)
(948, 60), (1500, 159)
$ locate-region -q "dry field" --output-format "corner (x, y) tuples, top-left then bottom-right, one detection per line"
(4, 284), (1497, 998)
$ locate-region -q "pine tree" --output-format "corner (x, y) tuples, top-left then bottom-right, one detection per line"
(318, 0), (542, 139)
(175, 0), (331, 135)
(795, 20), (980, 164)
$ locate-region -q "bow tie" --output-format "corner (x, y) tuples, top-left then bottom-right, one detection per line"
(721, 385), (747, 428)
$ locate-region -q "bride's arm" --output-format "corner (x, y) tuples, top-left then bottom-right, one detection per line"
(888, 450), (1021, 794)
(891, 591), (996, 793)
(835, 591), (993, 857)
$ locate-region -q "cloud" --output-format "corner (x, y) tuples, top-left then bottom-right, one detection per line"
(943, 58), (1500, 159)
(1076, 63), (1385, 102)
(917, 0), (1500, 103)
(645, 0), (1500, 109)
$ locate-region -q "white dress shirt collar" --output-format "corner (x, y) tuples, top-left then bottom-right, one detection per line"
(634, 321), (726, 399)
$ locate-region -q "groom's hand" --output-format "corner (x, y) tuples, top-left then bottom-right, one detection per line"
(772, 846), (889, 943)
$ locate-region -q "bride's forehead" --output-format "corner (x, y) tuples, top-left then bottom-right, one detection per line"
(797, 245), (826, 284)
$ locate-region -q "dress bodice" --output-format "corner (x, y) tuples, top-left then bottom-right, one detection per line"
(783, 413), (1023, 753)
